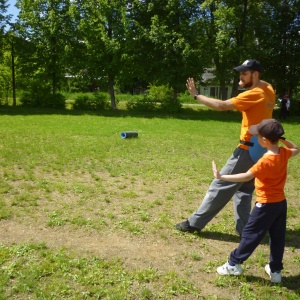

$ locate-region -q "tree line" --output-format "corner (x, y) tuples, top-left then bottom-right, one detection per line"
(0, 0), (299, 109)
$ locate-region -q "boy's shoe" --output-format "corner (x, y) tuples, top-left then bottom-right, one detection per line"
(175, 220), (199, 233)
(217, 261), (243, 276)
(265, 264), (282, 283)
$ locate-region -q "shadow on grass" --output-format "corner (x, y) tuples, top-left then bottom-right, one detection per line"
(285, 228), (300, 248)
(196, 230), (241, 243)
(0, 105), (243, 122)
(2, 106), (300, 124)
(244, 274), (300, 294)
(194, 227), (300, 249)
(282, 274), (300, 294)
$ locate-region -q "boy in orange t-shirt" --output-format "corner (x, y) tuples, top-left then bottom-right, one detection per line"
(212, 119), (299, 283)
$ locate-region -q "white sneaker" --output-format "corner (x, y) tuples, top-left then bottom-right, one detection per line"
(217, 261), (243, 275)
(265, 264), (282, 283)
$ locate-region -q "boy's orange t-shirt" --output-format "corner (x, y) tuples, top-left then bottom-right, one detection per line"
(249, 147), (292, 203)
(230, 84), (275, 150)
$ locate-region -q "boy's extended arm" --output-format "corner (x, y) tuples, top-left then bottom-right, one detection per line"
(280, 139), (300, 157)
(212, 161), (255, 182)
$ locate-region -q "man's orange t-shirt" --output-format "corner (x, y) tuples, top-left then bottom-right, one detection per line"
(230, 84), (275, 150)
(249, 147), (292, 203)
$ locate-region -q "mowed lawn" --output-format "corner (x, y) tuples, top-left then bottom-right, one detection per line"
(0, 106), (300, 299)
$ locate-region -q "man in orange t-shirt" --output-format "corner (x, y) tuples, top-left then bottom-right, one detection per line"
(212, 119), (299, 283)
(176, 59), (275, 235)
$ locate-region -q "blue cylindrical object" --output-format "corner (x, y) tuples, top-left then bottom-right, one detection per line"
(120, 131), (138, 138)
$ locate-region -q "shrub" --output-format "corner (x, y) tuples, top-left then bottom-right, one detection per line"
(147, 84), (173, 103)
(126, 95), (157, 111)
(19, 84), (51, 107)
(178, 90), (194, 103)
(19, 88), (66, 109)
(149, 84), (182, 113)
(43, 93), (66, 109)
(126, 84), (182, 113)
(19, 91), (33, 106)
(73, 92), (110, 110)
(160, 97), (182, 113)
(94, 92), (110, 110)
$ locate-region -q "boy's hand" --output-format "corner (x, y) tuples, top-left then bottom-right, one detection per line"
(212, 160), (221, 179)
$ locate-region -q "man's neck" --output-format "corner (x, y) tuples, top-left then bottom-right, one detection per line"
(250, 80), (262, 89)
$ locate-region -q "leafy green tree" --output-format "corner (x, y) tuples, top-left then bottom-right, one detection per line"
(199, 0), (300, 99)
(0, 0), (10, 47)
(3, 30), (17, 106)
(1, 0), (19, 106)
(0, 52), (11, 104)
(75, 0), (131, 109)
(1, 0), (299, 109)
(126, 0), (208, 99)
(200, 0), (265, 97)
(254, 0), (300, 98)
(16, 0), (75, 96)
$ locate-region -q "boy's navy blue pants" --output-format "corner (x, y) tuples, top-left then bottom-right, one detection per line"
(229, 200), (287, 272)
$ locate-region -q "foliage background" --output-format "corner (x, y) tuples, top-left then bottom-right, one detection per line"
(0, 0), (300, 109)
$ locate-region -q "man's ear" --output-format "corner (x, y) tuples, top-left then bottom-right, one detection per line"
(253, 71), (260, 79)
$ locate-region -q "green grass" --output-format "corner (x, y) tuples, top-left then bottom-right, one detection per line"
(0, 105), (300, 299)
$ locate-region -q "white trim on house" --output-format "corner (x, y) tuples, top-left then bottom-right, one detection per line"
(200, 68), (233, 100)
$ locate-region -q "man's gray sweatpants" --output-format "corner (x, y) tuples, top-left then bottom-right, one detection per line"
(189, 147), (255, 235)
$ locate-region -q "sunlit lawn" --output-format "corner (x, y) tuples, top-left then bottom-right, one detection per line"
(0, 106), (299, 299)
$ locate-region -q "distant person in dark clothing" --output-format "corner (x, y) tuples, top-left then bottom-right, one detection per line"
(279, 95), (288, 119)
(286, 96), (291, 116)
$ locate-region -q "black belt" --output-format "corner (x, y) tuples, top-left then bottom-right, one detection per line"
(240, 140), (254, 147)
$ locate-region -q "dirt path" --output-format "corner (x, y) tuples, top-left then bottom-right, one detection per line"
(2, 219), (286, 299)
(0, 220), (185, 271)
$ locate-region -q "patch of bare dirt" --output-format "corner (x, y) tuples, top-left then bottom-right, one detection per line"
(0, 219), (240, 299)
(0, 220), (177, 269)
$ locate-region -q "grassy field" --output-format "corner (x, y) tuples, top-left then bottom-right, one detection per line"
(0, 106), (300, 299)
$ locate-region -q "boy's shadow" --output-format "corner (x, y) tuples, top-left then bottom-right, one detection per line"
(197, 228), (300, 249)
(283, 274), (300, 292)
(245, 274), (300, 293)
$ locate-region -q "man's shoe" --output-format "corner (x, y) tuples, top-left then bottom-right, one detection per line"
(265, 264), (282, 283)
(217, 261), (243, 276)
(175, 220), (199, 233)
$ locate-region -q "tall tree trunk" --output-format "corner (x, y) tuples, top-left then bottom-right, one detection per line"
(173, 90), (177, 102)
(52, 72), (57, 95)
(108, 75), (117, 110)
(11, 40), (16, 107)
